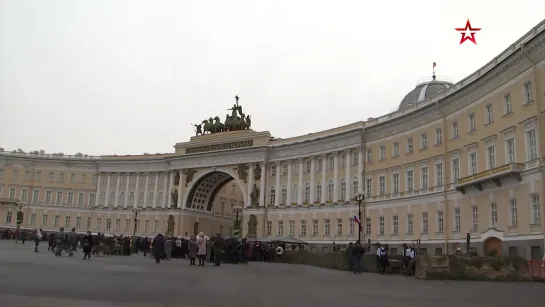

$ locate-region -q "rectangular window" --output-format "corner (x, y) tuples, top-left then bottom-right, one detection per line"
(422, 212), (428, 233)
(469, 152), (477, 175)
(379, 176), (385, 195)
(509, 198), (518, 226)
(451, 121), (459, 138)
(526, 129), (538, 161)
(78, 193), (84, 205)
(12, 169), (19, 180)
(115, 218), (121, 231)
(437, 210), (444, 232)
(487, 146), (496, 169)
(45, 191), (52, 203)
(421, 167), (428, 189)
(392, 215), (399, 235)
(471, 205), (479, 231)
(352, 151), (359, 165)
(48, 172), (54, 181)
(67, 192), (74, 205)
(406, 214), (413, 234)
(523, 82), (532, 104)
(32, 189), (40, 203)
(312, 219), (318, 236)
(336, 218), (342, 235)
(76, 217), (81, 228)
(42, 214), (48, 226)
(65, 216), (71, 228)
(531, 194), (541, 225)
(35, 172), (41, 181)
(392, 173), (399, 194)
(70, 173), (76, 183)
(436, 163), (443, 187)
(379, 216), (384, 235)
(420, 133), (427, 149)
(485, 104), (493, 124)
(300, 220), (307, 236)
(490, 202), (498, 227)
(348, 218), (354, 235)
(54, 215), (59, 227)
(276, 220), (283, 236)
(324, 218), (330, 236)
(59, 173), (64, 182)
(435, 128), (442, 144)
(56, 192), (63, 204)
(125, 219), (131, 232)
(9, 188), (16, 200)
(21, 189), (28, 202)
(365, 178), (372, 198)
(379, 145), (386, 160)
(504, 94), (512, 114)
(30, 213), (36, 225)
(406, 170), (413, 191)
(393, 142), (399, 156)
(366, 149), (372, 162)
(365, 217), (371, 235)
(289, 220), (295, 236)
(468, 113), (476, 131)
(506, 138), (516, 163)
(407, 138), (413, 153)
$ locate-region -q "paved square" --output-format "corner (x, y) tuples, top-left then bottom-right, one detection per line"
(0, 241), (543, 307)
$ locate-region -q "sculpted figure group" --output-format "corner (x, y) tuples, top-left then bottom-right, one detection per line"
(194, 96), (252, 135)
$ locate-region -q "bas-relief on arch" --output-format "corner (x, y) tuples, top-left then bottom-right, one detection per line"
(182, 167), (248, 210)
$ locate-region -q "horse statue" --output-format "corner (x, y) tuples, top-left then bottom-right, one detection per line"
(245, 115), (251, 129)
(213, 116), (225, 132)
(202, 119), (212, 134)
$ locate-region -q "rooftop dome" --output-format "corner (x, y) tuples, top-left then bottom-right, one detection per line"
(398, 75), (454, 110)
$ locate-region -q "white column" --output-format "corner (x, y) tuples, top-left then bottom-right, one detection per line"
(247, 163), (254, 207)
(95, 173), (102, 207)
(123, 173), (130, 209)
(321, 155), (327, 203)
(162, 172), (169, 209)
(114, 173), (121, 208)
(310, 156), (316, 204)
(259, 162), (266, 207)
(152, 171), (159, 209)
(345, 149), (352, 202)
(134, 173), (141, 208)
(333, 152), (339, 203)
(104, 173), (112, 207)
(275, 161), (281, 207)
(358, 150), (364, 193)
(297, 158), (304, 205)
(143, 173), (150, 208)
(177, 170), (184, 208)
(286, 161), (293, 206)
(168, 171), (175, 208)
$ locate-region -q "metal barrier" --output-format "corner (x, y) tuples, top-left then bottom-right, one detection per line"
(528, 260), (545, 278)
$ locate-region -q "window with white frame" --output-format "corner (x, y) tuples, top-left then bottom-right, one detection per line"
(76, 216), (81, 228)
(289, 220), (295, 236)
(312, 219), (318, 236)
(365, 178), (372, 198)
(266, 221), (272, 236)
(29, 213), (35, 226)
(282, 163), (288, 175)
(437, 210), (444, 232)
(269, 186), (276, 204)
(379, 216), (384, 235)
(392, 173), (399, 194)
(451, 121), (459, 138)
(471, 205), (479, 231)
(490, 202), (498, 227)
(504, 93), (512, 114)
(32, 189), (39, 203)
(45, 191), (52, 203)
(280, 185), (287, 205)
(420, 133), (427, 149)
(366, 149), (372, 162)
(485, 104), (493, 124)
(300, 220), (307, 236)
(469, 152), (478, 175)
(453, 208), (461, 232)
(352, 151), (359, 166)
(277, 220), (284, 236)
(327, 156), (334, 170)
(9, 188), (16, 201)
(107, 218), (113, 231)
(392, 215), (399, 235)
(406, 214), (413, 234)
(452, 158), (460, 182)
(435, 128), (442, 144)
(436, 162), (443, 186)
(526, 129), (538, 161)
(421, 167), (428, 189)
(271, 164), (276, 176)
(305, 159), (311, 173)
(407, 138), (413, 153)
(406, 169), (414, 192)
(352, 176), (358, 195)
(48, 172), (54, 181)
(67, 192), (74, 205)
(468, 113), (476, 132)
(327, 180), (334, 201)
(379, 145), (386, 160)
(523, 81), (532, 104)
(54, 215), (59, 227)
(509, 198), (518, 227)
(393, 142), (399, 156)
(291, 184), (298, 204)
(124, 219), (130, 231)
(531, 194), (541, 225)
(336, 218), (342, 235)
(115, 218), (120, 231)
(365, 217), (371, 235)
(340, 179), (346, 200)
(505, 137), (516, 163)
(487, 145), (496, 169)
(379, 175), (386, 195)
(422, 212), (428, 233)
(348, 217), (354, 235)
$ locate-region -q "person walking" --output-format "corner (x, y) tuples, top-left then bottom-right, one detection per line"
(351, 240), (365, 274)
(153, 234), (165, 264)
(213, 234), (222, 266)
(82, 231), (94, 260)
(34, 229), (43, 252)
(188, 236), (197, 265)
(196, 232), (207, 266)
(164, 237), (173, 260)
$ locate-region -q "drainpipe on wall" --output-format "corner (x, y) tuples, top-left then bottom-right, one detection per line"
(436, 101), (450, 254)
(521, 44), (545, 258)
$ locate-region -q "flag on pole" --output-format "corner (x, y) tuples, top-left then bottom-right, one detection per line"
(433, 62), (437, 68)
(353, 214), (361, 225)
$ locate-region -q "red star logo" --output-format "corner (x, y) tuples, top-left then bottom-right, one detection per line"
(455, 19), (481, 45)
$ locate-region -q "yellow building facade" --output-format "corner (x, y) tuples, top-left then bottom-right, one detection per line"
(1, 21), (545, 258)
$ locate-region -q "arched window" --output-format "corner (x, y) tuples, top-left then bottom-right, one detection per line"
(281, 185), (287, 205)
(352, 176), (359, 195)
(327, 180), (334, 201)
(316, 181), (322, 203)
(109, 191), (115, 206)
(129, 192), (135, 206)
(304, 183), (310, 203)
(340, 178), (346, 201)
(269, 186), (276, 205)
(158, 192), (163, 207)
(99, 191), (106, 206)
(291, 184), (298, 204)
(119, 192), (125, 207)
(138, 192), (144, 207)
(147, 192), (154, 207)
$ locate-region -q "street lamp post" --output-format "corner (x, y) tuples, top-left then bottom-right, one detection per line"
(132, 208), (141, 238)
(15, 204), (23, 243)
(233, 205), (242, 238)
(354, 193), (365, 243)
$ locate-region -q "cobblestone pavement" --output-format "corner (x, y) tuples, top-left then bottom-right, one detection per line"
(0, 241), (543, 307)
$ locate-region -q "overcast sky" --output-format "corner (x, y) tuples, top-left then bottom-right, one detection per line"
(1, 0), (543, 156)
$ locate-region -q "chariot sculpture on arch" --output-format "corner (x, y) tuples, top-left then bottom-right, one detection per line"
(193, 95), (252, 136)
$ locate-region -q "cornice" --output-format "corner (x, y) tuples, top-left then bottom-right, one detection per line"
(168, 147), (269, 169)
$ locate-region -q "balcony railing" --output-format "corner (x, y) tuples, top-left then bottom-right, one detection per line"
(455, 163), (524, 194)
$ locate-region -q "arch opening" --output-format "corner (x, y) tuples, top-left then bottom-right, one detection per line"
(185, 171), (243, 212)
(483, 237), (502, 256)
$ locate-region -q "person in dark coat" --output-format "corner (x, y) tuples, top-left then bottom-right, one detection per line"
(188, 236), (197, 265)
(213, 234), (223, 266)
(82, 231), (94, 260)
(152, 234), (165, 263)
